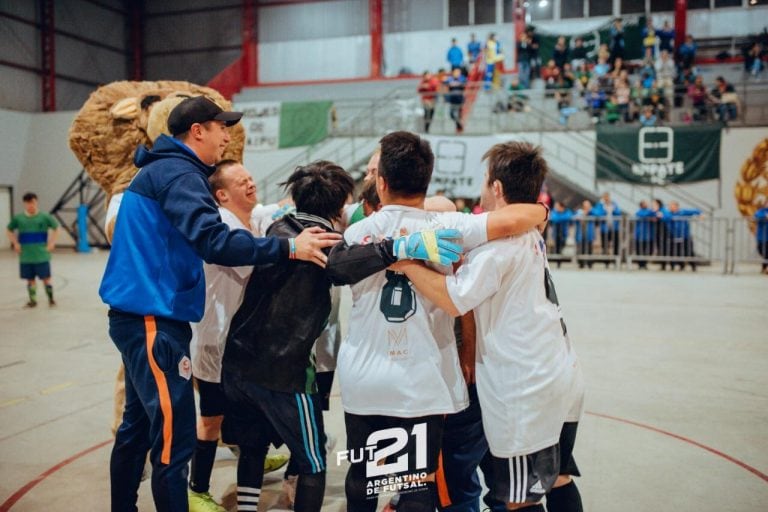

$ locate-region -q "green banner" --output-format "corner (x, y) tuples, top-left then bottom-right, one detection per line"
(536, 16), (646, 65)
(278, 101), (332, 149)
(596, 125), (721, 185)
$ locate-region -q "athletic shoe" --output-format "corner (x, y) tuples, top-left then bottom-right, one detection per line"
(188, 490), (226, 512)
(24, 301), (37, 308)
(282, 474), (298, 507)
(265, 453), (290, 474)
(48, 299), (56, 307)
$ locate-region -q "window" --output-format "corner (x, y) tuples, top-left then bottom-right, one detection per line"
(562, 0), (585, 17)
(589, 0), (614, 16)
(503, 0), (515, 22)
(714, 0), (741, 6)
(650, 0), (675, 10)
(449, 0), (470, 26)
(687, 0), (710, 9)
(620, 0), (646, 14)
(529, 0), (554, 20)
(475, 0), (497, 24)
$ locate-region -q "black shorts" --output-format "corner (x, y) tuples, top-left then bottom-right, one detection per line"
(195, 378), (227, 417)
(488, 421), (580, 505)
(221, 376), (326, 474)
(20, 262), (50, 280)
(344, 412), (444, 476)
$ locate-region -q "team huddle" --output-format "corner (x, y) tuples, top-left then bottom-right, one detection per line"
(100, 96), (585, 512)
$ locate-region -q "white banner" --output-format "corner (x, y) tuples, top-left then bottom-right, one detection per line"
(425, 135), (496, 198)
(236, 101), (281, 152)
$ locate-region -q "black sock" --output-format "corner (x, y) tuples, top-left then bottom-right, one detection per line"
(546, 480), (583, 512)
(45, 284), (54, 302)
(237, 444), (269, 511)
(294, 472), (326, 512)
(189, 438), (218, 493)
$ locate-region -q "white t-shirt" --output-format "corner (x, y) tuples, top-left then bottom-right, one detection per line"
(446, 230), (585, 457)
(339, 205), (488, 417)
(190, 204), (278, 383)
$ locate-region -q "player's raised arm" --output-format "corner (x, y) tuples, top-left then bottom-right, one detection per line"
(389, 260), (461, 317)
(486, 202), (549, 240)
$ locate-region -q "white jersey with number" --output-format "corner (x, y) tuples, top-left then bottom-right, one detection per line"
(445, 229), (585, 457)
(339, 205), (489, 417)
(190, 204), (278, 383)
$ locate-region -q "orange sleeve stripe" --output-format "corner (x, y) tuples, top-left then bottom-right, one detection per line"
(435, 450), (452, 508)
(144, 316), (174, 465)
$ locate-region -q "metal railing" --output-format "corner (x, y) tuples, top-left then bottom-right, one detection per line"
(545, 215), (766, 274)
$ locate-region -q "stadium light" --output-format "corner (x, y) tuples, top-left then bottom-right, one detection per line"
(538, 0), (548, 7)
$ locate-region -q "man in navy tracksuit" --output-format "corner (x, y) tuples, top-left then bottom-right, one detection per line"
(99, 96), (340, 512)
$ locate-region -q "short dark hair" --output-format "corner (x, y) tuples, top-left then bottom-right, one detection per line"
(209, 159), (240, 201)
(281, 160), (354, 221)
(359, 178), (380, 210)
(483, 142), (548, 204)
(378, 131), (434, 198)
(22, 192), (37, 202)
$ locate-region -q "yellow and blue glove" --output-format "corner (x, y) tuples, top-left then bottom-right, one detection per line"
(393, 229), (463, 265)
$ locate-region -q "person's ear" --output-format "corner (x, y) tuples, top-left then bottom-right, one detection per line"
(215, 188), (228, 204)
(492, 180), (504, 200)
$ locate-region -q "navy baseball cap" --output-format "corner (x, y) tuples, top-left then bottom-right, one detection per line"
(167, 96), (243, 136)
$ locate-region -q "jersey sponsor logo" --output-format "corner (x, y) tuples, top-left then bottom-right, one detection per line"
(336, 423), (429, 497)
(387, 327), (409, 360)
(178, 356), (192, 380)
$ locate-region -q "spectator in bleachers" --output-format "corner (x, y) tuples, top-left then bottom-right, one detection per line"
(711, 76), (739, 125)
(447, 38), (465, 72)
(754, 204), (768, 274)
(645, 82), (667, 121)
(609, 57), (626, 82)
(570, 37), (589, 69)
(642, 19), (658, 58)
(634, 200), (656, 269)
(745, 42), (765, 78)
(550, 201), (573, 264)
(598, 43), (611, 64)
(614, 78), (632, 122)
(675, 66), (697, 109)
(574, 200), (595, 268)
(604, 95), (621, 124)
(593, 54), (611, 78)
(525, 26), (542, 80)
(654, 50), (676, 98)
(467, 33), (482, 65)
(516, 32), (534, 88)
(561, 62), (576, 88)
(677, 35), (697, 71)
(609, 18), (625, 64)
(553, 36), (569, 71)
(687, 75), (710, 121)
(663, 201), (702, 271)
(417, 71), (440, 133)
(658, 20), (675, 54)
(639, 105), (658, 127)
(575, 62), (592, 92)
(585, 82), (607, 121)
(542, 59), (562, 91)
(505, 76), (530, 112)
(485, 32), (505, 90)
(592, 192), (621, 260)
(444, 67), (467, 133)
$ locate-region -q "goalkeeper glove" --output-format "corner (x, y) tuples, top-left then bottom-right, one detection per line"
(393, 229), (463, 265)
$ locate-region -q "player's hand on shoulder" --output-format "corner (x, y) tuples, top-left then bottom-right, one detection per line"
(293, 226), (342, 268)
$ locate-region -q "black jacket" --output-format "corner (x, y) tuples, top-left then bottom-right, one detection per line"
(222, 212), (396, 394)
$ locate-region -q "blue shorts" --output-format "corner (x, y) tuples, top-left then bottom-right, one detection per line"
(20, 262), (51, 280)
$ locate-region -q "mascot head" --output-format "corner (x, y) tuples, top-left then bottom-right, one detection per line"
(68, 80), (245, 198)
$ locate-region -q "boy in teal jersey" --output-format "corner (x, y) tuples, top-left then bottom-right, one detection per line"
(6, 192), (59, 307)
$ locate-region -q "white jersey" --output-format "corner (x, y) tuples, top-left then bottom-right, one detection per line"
(190, 205), (278, 383)
(339, 205), (489, 417)
(445, 230), (585, 457)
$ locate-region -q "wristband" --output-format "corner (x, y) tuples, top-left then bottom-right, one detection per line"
(288, 238), (297, 260)
(537, 201), (551, 222)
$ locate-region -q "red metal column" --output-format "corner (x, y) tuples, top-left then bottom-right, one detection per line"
(513, 0), (526, 74)
(674, 0), (687, 50)
(127, 1), (144, 80)
(40, 0), (55, 111)
(369, 0), (383, 78)
(242, 0), (258, 86)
